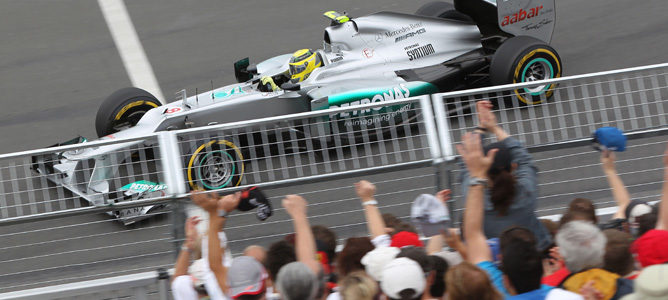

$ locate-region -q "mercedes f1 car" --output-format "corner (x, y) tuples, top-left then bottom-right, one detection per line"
(32, 0), (562, 224)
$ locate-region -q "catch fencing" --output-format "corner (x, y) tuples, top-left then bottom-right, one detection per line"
(0, 62), (667, 299)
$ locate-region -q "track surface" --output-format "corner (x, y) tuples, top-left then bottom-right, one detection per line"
(1, 0), (667, 293)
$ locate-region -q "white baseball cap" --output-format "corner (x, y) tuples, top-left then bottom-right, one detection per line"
(380, 258), (426, 299)
(361, 246), (400, 282)
(621, 264), (668, 300)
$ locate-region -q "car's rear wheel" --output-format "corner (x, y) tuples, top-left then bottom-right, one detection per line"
(414, 1), (473, 22)
(95, 87), (162, 137)
(489, 36), (562, 105)
(186, 140), (244, 190)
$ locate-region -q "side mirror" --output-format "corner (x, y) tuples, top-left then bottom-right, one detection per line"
(281, 82), (301, 91)
(234, 58), (251, 83)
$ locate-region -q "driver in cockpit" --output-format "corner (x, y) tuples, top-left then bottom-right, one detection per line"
(259, 48), (323, 92)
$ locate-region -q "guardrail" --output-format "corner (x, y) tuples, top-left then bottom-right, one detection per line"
(0, 62), (666, 298)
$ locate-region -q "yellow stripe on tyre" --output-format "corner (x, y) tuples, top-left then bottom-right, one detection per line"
(114, 100), (159, 121)
(513, 49), (561, 105)
(187, 140), (245, 190)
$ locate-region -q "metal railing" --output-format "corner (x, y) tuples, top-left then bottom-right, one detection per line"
(0, 62), (667, 298)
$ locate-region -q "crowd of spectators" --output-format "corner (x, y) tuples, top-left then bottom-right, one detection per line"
(171, 100), (668, 300)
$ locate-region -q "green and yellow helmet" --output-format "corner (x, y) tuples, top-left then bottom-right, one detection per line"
(288, 49), (322, 83)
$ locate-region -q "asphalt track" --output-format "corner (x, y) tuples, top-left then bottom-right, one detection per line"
(1, 0), (667, 293)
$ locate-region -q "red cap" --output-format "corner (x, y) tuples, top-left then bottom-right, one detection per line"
(632, 229), (668, 267)
(390, 231), (424, 248)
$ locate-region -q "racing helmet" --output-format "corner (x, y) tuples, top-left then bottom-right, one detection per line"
(289, 49), (322, 83)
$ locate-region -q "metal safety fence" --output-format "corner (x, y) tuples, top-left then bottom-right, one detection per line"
(0, 62), (667, 298)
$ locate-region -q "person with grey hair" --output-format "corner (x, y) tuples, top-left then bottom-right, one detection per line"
(556, 221), (607, 273)
(556, 220), (633, 299)
(278, 195), (325, 300)
(276, 261), (319, 300)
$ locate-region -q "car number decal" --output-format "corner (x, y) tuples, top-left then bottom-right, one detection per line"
(164, 107), (182, 114)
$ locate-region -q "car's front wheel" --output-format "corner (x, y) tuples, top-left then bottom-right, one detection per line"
(186, 140), (244, 190)
(489, 36), (562, 105)
(95, 87), (161, 137)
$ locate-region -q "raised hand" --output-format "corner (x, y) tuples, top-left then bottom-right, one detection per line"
(191, 191), (220, 212)
(219, 191), (241, 213)
(456, 132), (498, 178)
(436, 189), (451, 204)
(355, 180), (376, 202)
(600, 150), (616, 173)
(282, 194), (308, 218)
(476, 100), (497, 131)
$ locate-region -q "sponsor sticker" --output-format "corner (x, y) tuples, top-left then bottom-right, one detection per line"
(329, 84), (411, 118)
(404, 43), (420, 51)
(521, 19), (553, 31)
(119, 207), (142, 218)
(214, 86), (245, 99)
(395, 28), (426, 43)
(362, 48), (374, 58)
(501, 5), (543, 27)
(381, 22), (424, 38)
(330, 56), (343, 63)
(120, 180), (168, 193)
(406, 44), (435, 61)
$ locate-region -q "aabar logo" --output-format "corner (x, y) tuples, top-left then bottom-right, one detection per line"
(501, 5), (543, 26)
(330, 84), (410, 118)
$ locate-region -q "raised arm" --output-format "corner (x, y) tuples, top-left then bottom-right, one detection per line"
(191, 191), (240, 294)
(283, 194), (321, 275)
(355, 180), (387, 239)
(657, 146), (668, 230)
(476, 100), (510, 142)
(172, 216), (201, 282)
(600, 151), (632, 219)
(457, 132), (497, 264)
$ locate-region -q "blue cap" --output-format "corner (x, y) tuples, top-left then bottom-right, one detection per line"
(593, 127), (626, 152)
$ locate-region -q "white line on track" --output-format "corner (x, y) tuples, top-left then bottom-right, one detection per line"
(98, 0), (166, 104)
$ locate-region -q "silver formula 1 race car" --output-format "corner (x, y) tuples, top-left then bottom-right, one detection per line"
(33, 0), (562, 224)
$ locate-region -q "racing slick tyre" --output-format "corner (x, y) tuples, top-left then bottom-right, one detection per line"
(186, 140), (244, 190)
(489, 36), (562, 105)
(414, 1), (473, 22)
(95, 87), (162, 137)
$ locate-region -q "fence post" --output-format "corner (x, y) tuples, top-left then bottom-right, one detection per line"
(156, 268), (170, 300)
(157, 131), (187, 257)
(430, 94), (459, 222)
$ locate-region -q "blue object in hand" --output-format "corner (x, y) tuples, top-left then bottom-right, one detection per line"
(592, 127), (626, 152)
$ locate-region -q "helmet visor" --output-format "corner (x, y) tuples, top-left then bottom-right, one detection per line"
(289, 63), (307, 76)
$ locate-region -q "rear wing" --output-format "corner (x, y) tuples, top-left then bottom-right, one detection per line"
(496, 0), (556, 43)
(454, 0), (556, 44)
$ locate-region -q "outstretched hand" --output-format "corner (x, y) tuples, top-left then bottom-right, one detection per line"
(191, 191), (220, 213)
(476, 100), (497, 131)
(219, 191), (241, 213)
(355, 180), (376, 202)
(436, 189), (451, 204)
(456, 132), (497, 178)
(600, 150), (616, 172)
(282, 194), (308, 218)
